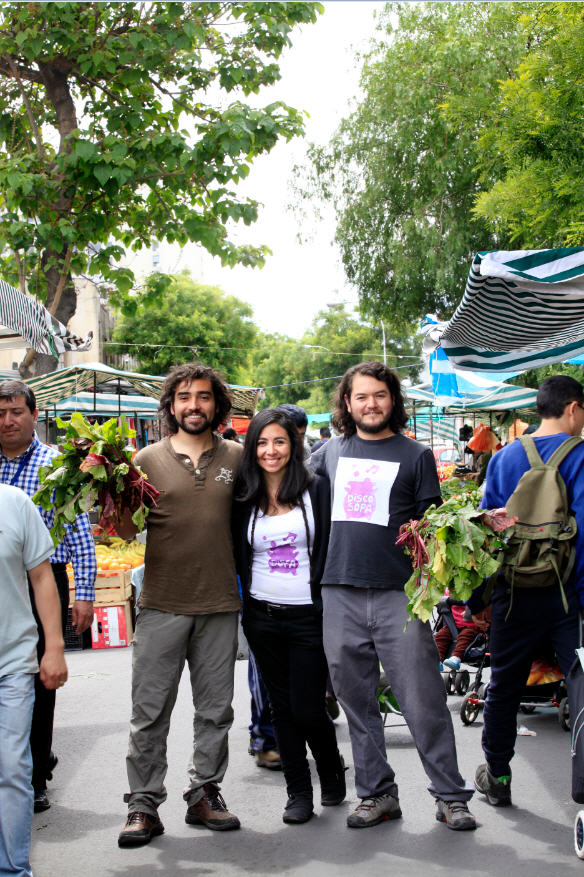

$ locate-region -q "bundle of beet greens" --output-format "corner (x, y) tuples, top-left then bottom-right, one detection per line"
(33, 413), (159, 546)
(396, 491), (515, 624)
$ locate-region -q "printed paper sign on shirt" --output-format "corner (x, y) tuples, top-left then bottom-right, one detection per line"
(332, 457), (400, 527)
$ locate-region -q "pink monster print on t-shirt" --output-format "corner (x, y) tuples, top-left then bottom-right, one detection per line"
(263, 531), (299, 575)
(343, 465), (379, 521)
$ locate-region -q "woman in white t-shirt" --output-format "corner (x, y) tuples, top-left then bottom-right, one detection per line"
(234, 408), (344, 825)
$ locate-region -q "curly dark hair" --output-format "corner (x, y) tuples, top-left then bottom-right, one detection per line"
(332, 361), (408, 437)
(159, 363), (232, 434)
(235, 408), (312, 512)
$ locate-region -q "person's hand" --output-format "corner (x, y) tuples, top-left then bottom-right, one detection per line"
(40, 649), (68, 691)
(72, 600), (94, 633)
(472, 606), (491, 630)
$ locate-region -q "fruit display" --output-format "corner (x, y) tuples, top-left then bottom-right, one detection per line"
(67, 537), (145, 580)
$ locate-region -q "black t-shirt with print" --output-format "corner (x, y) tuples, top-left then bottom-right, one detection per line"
(312, 433), (441, 590)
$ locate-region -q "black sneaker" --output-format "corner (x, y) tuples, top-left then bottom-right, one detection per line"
(320, 755), (347, 806)
(34, 789), (50, 813)
(46, 752), (58, 782)
(282, 793), (314, 824)
(475, 763), (512, 806)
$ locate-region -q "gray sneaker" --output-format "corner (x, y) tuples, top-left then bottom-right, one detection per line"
(474, 763), (512, 806)
(435, 799), (477, 831)
(347, 793), (402, 828)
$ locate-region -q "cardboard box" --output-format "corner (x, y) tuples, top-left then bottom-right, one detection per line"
(91, 603), (133, 649)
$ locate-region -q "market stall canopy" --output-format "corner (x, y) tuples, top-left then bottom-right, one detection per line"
(24, 362), (261, 416)
(0, 280), (92, 354)
(423, 249), (584, 373)
(406, 380), (537, 413)
(47, 392), (160, 418)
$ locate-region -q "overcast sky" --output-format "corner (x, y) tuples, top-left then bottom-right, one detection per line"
(158, 1), (386, 338)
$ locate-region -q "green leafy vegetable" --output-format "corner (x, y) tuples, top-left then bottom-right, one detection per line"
(33, 413), (159, 546)
(396, 492), (516, 624)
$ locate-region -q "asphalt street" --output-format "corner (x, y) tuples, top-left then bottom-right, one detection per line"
(30, 644), (584, 876)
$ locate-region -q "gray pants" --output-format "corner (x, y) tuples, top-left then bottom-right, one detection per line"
(322, 586), (473, 803)
(125, 607), (239, 816)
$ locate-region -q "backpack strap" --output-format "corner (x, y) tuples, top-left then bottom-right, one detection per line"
(518, 435), (544, 469)
(546, 435), (583, 470)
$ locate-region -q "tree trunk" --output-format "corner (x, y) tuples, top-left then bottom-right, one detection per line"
(19, 62), (78, 379)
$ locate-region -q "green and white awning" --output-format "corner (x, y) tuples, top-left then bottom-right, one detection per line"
(0, 281), (92, 354)
(425, 249), (584, 373)
(24, 362), (261, 417)
(407, 380), (537, 412)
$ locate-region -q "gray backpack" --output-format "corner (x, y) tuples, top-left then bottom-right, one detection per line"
(501, 435), (581, 609)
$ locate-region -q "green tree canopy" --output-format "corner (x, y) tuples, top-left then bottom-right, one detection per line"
(468, 3), (584, 246)
(297, 2), (525, 329)
(111, 271), (256, 382)
(0, 1), (321, 375)
(251, 304), (421, 411)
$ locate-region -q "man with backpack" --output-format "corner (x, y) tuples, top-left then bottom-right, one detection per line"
(469, 375), (584, 807)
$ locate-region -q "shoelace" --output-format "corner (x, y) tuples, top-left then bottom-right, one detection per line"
(444, 802), (469, 815)
(127, 811), (150, 825)
(207, 790), (228, 812)
(355, 796), (385, 812)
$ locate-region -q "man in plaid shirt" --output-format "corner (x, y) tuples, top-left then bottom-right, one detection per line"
(0, 380), (96, 813)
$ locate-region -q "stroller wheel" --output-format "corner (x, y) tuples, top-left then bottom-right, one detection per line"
(460, 692), (480, 725)
(442, 671), (455, 695)
(559, 697), (570, 732)
(575, 811), (584, 859)
(520, 704), (536, 715)
(455, 670), (470, 696)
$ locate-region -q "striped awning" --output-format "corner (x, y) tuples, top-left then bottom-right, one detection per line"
(407, 381), (537, 412)
(24, 362), (262, 417)
(44, 392), (160, 418)
(424, 249), (584, 373)
(0, 281), (92, 355)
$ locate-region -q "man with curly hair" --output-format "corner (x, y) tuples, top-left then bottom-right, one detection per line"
(312, 362), (475, 832)
(118, 363), (243, 847)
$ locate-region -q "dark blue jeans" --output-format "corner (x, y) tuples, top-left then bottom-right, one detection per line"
(483, 580), (580, 777)
(248, 650), (277, 753)
(243, 600), (340, 796)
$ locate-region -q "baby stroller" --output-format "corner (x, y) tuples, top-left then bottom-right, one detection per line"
(433, 597), (489, 697)
(459, 639), (568, 728)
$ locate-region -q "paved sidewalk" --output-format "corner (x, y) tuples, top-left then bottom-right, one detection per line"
(30, 647), (582, 876)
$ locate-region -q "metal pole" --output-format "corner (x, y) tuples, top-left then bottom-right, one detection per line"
(381, 320), (387, 365)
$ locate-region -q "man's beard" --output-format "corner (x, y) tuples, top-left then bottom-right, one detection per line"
(352, 413), (392, 435)
(176, 411), (212, 435)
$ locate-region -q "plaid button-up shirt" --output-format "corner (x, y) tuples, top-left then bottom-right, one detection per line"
(0, 432), (96, 601)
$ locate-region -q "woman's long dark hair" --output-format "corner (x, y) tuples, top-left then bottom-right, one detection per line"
(235, 408), (313, 513)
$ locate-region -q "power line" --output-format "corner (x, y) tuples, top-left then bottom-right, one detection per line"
(102, 340), (423, 361)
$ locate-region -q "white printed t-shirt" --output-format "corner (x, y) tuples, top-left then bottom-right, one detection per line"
(248, 491), (315, 605)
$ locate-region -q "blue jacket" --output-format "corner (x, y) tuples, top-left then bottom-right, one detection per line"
(467, 433), (584, 610)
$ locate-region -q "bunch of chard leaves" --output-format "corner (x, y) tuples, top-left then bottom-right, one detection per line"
(396, 491), (515, 624)
(33, 413), (159, 546)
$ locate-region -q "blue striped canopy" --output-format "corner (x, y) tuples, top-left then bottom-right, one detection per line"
(427, 249), (584, 373)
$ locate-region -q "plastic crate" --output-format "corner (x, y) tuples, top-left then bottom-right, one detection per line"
(91, 602), (134, 649)
(64, 607), (84, 651)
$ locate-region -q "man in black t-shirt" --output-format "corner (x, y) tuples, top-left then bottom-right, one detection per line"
(312, 362), (476, 832)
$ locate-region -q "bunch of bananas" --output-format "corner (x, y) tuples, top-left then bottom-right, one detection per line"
(68, 538), (146, 580)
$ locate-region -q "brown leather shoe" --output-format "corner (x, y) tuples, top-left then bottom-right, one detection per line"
(256, 749), (282, 770)
(185, 783), (241, 831)
(118, 811), (164, 847)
